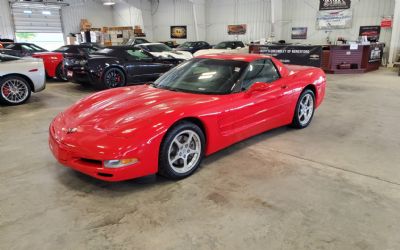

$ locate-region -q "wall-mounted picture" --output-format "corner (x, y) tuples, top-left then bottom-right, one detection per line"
(319, 0), (351, 10)
(359, 26), (381, 42)
(316, 9), (353, 30)
(291, 27), (308, 39)
(227, 24), (247, 35)
(170, 26), (187, 39)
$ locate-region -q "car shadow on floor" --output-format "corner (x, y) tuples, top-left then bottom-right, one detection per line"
(56, 125), (293, 195)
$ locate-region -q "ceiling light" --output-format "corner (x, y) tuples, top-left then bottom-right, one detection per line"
(23, 10), (32, 14)
(103, 0), (115, 5)
(42, 10), (51, 15)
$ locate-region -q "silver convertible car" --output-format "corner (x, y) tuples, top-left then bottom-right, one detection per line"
(0, 54), (46, 105)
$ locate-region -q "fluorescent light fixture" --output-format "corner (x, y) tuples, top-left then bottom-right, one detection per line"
(42, 10), (51, 15)
(103, 0), (115, 5)
(23, 10), (32, 14)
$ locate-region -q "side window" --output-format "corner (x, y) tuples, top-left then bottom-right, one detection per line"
(241, 59), (280, 90)
(125, 49), (152, 60)
(21, 45), (33, 51)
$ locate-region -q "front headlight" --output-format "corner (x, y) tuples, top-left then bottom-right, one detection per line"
(104, 158), (139, 168)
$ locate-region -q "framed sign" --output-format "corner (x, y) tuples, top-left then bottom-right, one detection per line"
(316, 9), (352, 30)
(381, 18), (392, 28)
(227, 24), (247, 35)
(170, 26), (187, 39)
(291, 27), (308, 39)
(359, 26), (381, 42)
(319, 0), (351, 10)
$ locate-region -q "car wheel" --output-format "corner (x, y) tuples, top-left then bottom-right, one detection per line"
(56, 63), (68, 82)
(102, 67), (126, 89)
(158, 122), (205, 179)
(0, 76), (31, 105)
(291, 89), (315, 129)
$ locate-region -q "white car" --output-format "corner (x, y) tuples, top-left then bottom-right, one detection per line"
(135, 43), (193, 60)
(194, 41), (249, 57)
(0, 54), (45, 105)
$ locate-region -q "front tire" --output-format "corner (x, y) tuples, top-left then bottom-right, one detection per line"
(101, 67), (126, 89)
(291, 89), (315, 129)
(56, 63), (68, 82)
(158, 122), (205, 179)
(0, 76), (31, 105)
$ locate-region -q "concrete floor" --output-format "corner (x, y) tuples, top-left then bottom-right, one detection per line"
(1, 68), (400, 250)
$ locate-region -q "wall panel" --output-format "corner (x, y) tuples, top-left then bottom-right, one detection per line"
(0, 0), (14, 39)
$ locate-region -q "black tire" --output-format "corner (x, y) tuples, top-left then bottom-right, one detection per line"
(101, 67), (126, 89)
(291, 89), (315, 129)
(158, 121), (205, 180)
(56, 63), (68, 82)
(0, 76), (31, 105)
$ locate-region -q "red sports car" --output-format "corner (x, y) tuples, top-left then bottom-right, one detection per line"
(32, 52), (65, 81)
(49, 54), (326, 181)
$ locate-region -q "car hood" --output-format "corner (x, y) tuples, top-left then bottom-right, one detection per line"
(62, 85), (220, 132)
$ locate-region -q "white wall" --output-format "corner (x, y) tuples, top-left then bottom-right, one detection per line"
(112, 0), (153, 40)
(0, 0), (14, 39)
(206, 0), (272, 45)
(62, 0), (114, 36)
(281, 0), (395, 47)
(151, 0), (206, 42)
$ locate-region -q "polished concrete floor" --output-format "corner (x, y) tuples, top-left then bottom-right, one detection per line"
(1, 68), (400, 250)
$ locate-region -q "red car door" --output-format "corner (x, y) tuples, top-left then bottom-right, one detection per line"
(218, 59), (292, 141)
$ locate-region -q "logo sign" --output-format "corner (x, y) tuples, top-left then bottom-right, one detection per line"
(359, 26), (381, 42)
(319, 0), (351, 10)
(62, 127), (78, 134)
(170, 26), (187, 39)
(227, 24), (247, 35)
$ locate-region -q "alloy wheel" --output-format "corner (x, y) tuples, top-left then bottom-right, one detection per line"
(1, 79), (29, 104)
(298, 93), (314, 126)
(105, 69), (124, 88)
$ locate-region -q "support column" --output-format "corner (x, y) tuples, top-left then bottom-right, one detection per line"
(388, 0), (400, 66)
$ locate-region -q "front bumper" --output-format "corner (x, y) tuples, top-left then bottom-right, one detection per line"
(48, 126), (155, 182)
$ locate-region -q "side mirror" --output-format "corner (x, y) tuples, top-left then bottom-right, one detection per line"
(246, 82), (270, 94)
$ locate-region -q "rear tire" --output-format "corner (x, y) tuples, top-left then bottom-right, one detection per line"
(158, 122), (205, 180)
(0, 76), (31, 105)
(291, 89), (315, 129)
(56, 63), (68, 82)
(101, 67), (126, 89)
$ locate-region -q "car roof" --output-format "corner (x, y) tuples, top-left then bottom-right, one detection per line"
(137, 43), (164, 46)
(196, 53), (272, 62)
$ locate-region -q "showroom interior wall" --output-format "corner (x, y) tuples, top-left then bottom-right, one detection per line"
(0, 0), (14, 39)
(61, 0), (114, 37)
(281, 0), (395, 49)
(205, 0), (272, 44)
(112, 0), (154, 40)
(151, 0), (206, 42)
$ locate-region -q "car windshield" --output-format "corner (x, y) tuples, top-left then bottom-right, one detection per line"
(179, 42), (197, 48)
(153, 58), (248, 94)
(54, 46), (70, 52)
(215, 42), (237, 49)
(0, 54), (20, 62)
(146, 44), (172, 52)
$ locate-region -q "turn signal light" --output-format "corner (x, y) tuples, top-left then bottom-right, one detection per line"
(104, 158), (139, 168)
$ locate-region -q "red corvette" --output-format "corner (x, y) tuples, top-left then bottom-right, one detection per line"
(49, 54), (326, 181)
(32, 52), (66, 81)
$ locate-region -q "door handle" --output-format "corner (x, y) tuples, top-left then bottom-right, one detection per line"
(281, 85), (288, 89)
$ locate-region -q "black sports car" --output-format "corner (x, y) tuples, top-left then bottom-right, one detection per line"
(175, 41), (211, 54)
(0, 43), (47, 57)
(122, 38), (150, 46)
(213, 41), (245, 49)
(65, 46), (182, 89)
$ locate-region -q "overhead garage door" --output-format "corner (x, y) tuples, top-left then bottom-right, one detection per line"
(11, 4), (62, 33)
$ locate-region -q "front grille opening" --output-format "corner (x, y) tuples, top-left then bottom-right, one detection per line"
(79, 158), (102, 166)
(97, 173), (113, 178)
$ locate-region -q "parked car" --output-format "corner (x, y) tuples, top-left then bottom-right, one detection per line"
(0, 53), (45, 105)
(32, 44), (101, 81)
(0, 43), (47, 57)
(175, 41), (211, 54)
(194, 41), (248, 57)
(49, 53), (326, 181)
(123, 38), (150, 46)
(135, 43), (192, 60)
(0, 39), (13, 49)
(64, 46), (183, 89)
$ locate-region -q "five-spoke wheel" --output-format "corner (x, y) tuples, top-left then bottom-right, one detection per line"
(292, 89), (315, 129)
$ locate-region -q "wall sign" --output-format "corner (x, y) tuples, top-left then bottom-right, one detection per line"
(359, 26), (381, 42)
(368, 43), (384, 63)
(316, 9), (353, 30)
(380, 18), (392, 28)
(170, 26), (187, 39)
(291, 27), (308, 39)
(227, 24), (247, 35)
(249, 45), (323, 67)
(319, 0), (351, 10)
